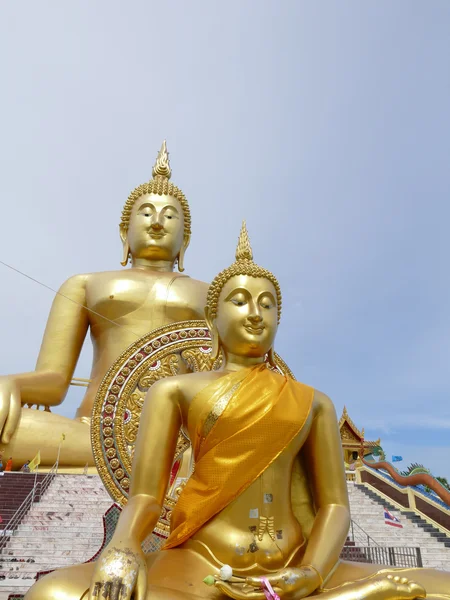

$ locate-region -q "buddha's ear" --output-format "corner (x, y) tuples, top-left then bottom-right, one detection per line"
(267, 347), (277, 368)
(119, 224), (130, 267)
(204, 305), (214, 335)
(177, 233), (191, 273)
(205, 306), (220, 360)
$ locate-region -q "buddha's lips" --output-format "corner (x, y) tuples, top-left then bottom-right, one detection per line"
(244, 324), (265, 334)
(148, 232), (166, 239)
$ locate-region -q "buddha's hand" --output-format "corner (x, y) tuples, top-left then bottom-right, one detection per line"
(215, 567), (321, 600)
(88, 542), (147, 600)
(0, 376), (21, 444)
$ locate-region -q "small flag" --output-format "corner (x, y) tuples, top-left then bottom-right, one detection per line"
(28, 451), (41, 473)
(384, 508), (403, 528)
(392, 456), (403, 462)
(60, 433), (66, 443)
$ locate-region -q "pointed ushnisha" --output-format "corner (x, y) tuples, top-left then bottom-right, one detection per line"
(235, 221), (253, 262)
(152, 140), (172, 180)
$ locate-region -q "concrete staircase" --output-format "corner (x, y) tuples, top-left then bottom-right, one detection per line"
(0, 474), (47, 531)
(348, 481), (450, 570)
(0, 474), (112, 598)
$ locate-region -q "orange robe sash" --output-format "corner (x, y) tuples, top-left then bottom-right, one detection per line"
(164, 364), (314, 549)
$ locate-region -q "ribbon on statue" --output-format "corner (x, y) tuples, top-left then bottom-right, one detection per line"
(261, 577), (280, 600)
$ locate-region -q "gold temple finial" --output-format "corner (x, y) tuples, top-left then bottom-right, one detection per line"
(235, 221), (253, 262)
(152, 140), (172, 179)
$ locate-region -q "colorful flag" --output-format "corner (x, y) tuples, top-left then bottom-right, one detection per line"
(28, 451), (41, 472)
(384, 508), (403, 528)
(392, 456), (403, 462)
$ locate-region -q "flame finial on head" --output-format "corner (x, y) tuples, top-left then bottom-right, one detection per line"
(235, 221), (253, 262)
(152, 140), (172, 179)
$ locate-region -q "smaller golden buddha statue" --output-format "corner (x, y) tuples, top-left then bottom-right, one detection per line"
(26, 224), (450, 599)
(0, 142), (208, 470)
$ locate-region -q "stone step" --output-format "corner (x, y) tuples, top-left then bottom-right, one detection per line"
(346, 482), (450, 571)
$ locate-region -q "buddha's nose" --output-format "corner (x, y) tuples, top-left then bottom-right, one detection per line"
(248, 310), (263, 323)
(150, 220), (163, 231)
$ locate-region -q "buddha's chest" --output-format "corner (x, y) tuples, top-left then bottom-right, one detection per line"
(85, 272), (195, 325)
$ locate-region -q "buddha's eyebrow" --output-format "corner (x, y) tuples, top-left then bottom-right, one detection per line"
(161, 205), (180, 214)
(224, 287), (250, 301)
(137, 203), (180, 215)
(138, 202), (155, 211)
(258, 291), (276, 303)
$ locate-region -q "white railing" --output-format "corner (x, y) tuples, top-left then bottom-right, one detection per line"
(0, 461), (58, 553)
(346, 470), (356, 482)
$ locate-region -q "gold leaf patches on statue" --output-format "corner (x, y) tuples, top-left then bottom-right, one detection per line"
(249, 508), (259, 519)
(264, 493), (273, 503)
(248, 542), (259, 553)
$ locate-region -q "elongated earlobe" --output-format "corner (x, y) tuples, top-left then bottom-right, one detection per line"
(177, 234), (190, 272)
(268, 347), (276, 368)
(120, 242), (130, 267)
(210, 329), (220, 360)
(205, 306), (220, 360)
(119, 225), (130, 267)
(177, 248), (185, 272)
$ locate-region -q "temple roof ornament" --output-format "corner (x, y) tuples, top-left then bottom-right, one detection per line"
(339, 406), (380, 450)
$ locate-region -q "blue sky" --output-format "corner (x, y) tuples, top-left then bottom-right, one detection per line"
(0, 1), (449, 478)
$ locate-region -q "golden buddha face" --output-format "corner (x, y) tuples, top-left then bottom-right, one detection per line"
(209, 274), (278, 359)
(121, 192), (188, 265)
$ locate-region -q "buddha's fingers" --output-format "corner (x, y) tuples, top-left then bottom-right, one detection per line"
(109, 578), (123, 600)
(245, 575), (283, 588)
(214, 580), (270, 600)
(134, 564), (147, 600)
(88, 581), (102, 600)
(2, 384), (21, 444)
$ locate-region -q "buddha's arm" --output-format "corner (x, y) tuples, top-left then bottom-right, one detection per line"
(12, 274), (90, 406)
(299, 392), (350, 584)
(111, 378), (182, 545)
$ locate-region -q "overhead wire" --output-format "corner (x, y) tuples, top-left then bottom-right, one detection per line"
(0, 259), (142, 339)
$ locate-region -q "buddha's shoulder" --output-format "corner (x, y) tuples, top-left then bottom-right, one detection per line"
(311, 388), (336, 416)
(60, 270), (125, 286)
(80, 270), (208, 289)
(150, 371), (217, 406)
(286, 378), (334, 415)
(171, 275), (208, 295)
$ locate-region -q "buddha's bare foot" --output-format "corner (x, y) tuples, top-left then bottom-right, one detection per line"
(322, 573), (426, 600)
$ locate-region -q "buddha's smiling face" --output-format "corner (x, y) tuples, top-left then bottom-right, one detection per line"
(214, 275), (278, 358)
(125, 193), (185, 262)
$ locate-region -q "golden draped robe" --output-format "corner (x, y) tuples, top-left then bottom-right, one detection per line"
(164, 364), (315, 549)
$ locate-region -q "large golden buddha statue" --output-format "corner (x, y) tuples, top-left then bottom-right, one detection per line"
(0, 142), (208, 469)
(26, 224), (450, 599)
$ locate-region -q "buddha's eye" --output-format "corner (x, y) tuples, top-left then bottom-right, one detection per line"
(231, 295), (247, 307)
(260, 296), (274, 309)
(166, 215), (173, 219)
(144, 213), (150, 217)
